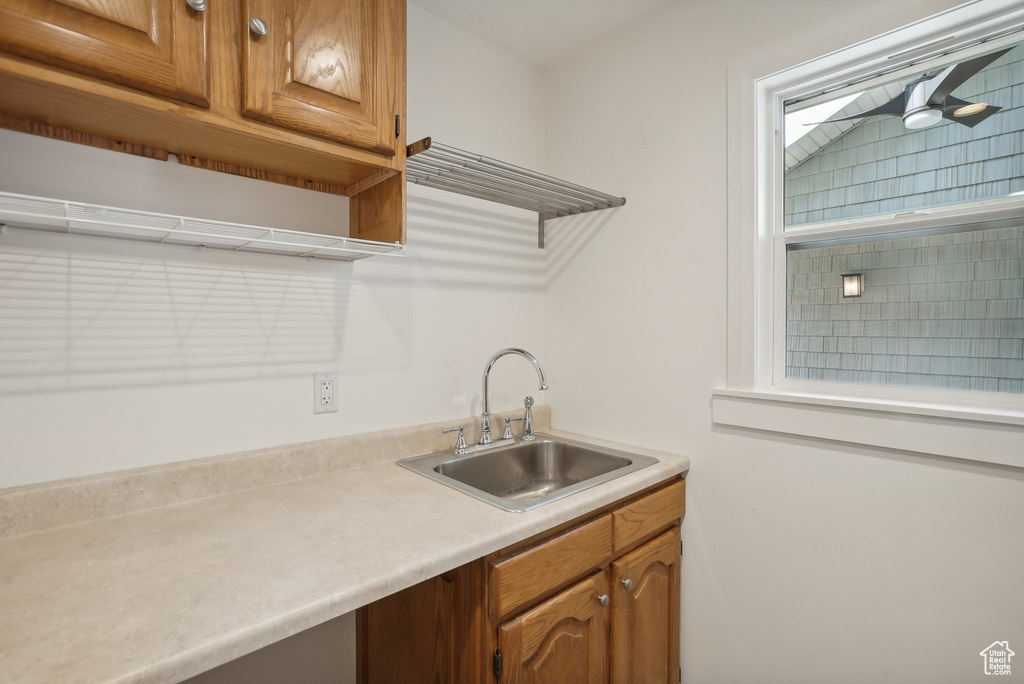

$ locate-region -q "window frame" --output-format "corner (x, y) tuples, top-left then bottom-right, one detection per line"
(718, 0), (1024, 465)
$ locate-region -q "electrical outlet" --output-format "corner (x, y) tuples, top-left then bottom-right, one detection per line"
(314, 373), (338, 414)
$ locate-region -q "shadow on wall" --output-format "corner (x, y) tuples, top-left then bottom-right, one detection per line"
(0, 231), (353, 395)
(544, 208), (622, 287)
(378, 192), (545, 292)
(0, 190), (545, 396)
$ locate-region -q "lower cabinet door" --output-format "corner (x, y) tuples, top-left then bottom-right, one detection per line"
(611, 527), (680, 684)
(497, 571), (610, 684)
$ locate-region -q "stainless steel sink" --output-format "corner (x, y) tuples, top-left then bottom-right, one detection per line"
(398, 434), (657, 512)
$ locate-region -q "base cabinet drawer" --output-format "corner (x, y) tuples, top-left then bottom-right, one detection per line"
(612, 478), (686, 553)
(490, 514), (613, 620)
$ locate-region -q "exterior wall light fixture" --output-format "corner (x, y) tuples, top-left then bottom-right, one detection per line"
(842, 273), (864, 298)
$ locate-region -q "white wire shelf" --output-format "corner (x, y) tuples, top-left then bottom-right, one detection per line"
(406, 138), (626, 248)
(0, 191), (406, 262)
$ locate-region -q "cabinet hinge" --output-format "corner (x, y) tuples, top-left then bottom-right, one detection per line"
(493, 648), (503, 679)
(395, 114), (401, 138)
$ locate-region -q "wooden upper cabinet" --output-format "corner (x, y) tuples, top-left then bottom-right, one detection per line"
(610, 528), (680, 684)
(242, 0), (399, 156)
(498, 572), (609, 684)
(0, 0), (208, 106)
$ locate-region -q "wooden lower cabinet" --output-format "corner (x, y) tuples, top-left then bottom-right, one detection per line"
(497, 572), (609, 684)
(358, 476), (685, 684)
(611, 528), (680, 684)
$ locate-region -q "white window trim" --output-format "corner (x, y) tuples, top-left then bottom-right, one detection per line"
(718, 0), (1024, 465)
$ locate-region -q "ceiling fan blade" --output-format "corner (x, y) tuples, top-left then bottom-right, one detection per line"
(942, 101), (1002, 128)
(925, 47), (1014, 105)
(943, 95), (972, 107)
(813, 92), (906, 124)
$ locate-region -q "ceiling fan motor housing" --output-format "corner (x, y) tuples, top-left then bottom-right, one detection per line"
(902, 80), (944, 129)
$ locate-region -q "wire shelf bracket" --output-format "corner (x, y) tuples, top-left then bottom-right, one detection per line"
(405, 137), (625, 248)
(0, 191), (406, 262)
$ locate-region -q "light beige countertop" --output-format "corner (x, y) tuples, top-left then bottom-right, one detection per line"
(0, 416), (688, 684)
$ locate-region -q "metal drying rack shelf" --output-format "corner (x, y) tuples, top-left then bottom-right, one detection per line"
(0, 191), (406, 262)
(406, 138), (625, 248)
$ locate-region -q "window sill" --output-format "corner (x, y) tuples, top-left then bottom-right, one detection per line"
(711, 388), (1024, 467)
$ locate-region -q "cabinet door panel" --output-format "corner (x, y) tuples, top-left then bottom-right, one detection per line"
(242, 0), (399, 156)
(0, 0), (208, 105)
(611, 527), (680, 684)
(498, 572), (609, 684)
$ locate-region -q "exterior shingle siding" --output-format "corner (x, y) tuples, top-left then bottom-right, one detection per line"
(786, 226), (1024, 394)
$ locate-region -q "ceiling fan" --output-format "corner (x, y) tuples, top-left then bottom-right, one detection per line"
(817, 47), (1013, 130)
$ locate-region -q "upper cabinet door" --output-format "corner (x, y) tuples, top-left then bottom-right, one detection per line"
(0, 0), (208, 106)
(242, 0), (400, 156)
(498, 572), (609, 684)
(610, 527), (681, 684)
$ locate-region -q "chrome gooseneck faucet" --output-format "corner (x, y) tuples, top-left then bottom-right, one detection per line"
(480, 348), (548, 446)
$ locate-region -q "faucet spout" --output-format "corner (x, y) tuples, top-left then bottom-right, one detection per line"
(480, 348), (547, 445)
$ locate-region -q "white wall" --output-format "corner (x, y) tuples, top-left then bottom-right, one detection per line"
(542, 1), (1024, 682)
(0, 3), (548, 488)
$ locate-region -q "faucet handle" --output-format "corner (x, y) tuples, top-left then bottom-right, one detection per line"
(522, 397), (536, 442)
(441, 425), (468, 455)
(502, 416), (523, 441)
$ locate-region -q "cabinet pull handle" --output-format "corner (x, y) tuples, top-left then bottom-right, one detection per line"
(249, 16), (268, 36)
(597, 594), (609, 607)
(621, 578), (634, 591)
(186, 0), (207, 11)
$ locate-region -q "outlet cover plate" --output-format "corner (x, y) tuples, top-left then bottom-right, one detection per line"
(314, 373), (338, 414)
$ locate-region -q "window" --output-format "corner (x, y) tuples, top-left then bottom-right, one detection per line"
(717, 1), (1024, 465)
(781, 36), (1024, 396)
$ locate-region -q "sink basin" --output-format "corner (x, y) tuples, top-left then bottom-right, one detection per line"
(398, 434), (657, 512)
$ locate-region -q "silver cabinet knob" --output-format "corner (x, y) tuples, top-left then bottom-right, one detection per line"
(249, 16), (268, 36)
(186, 0), (207, 10)
(621, 578), (634, 591)
(598, 594), (609, 607)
